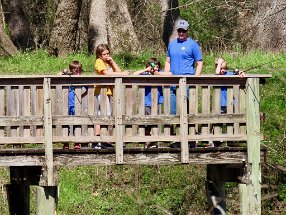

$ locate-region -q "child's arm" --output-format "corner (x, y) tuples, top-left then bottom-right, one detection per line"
(215, 58), (224, 75)
(106, 57), (121, 73)
(132, 67), (150, 75)
(153, 71), (172, 76)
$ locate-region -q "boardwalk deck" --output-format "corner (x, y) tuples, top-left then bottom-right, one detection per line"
(0, 74), (271, 214)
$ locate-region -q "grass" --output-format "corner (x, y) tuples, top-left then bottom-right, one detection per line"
(0, 49), (285, 214)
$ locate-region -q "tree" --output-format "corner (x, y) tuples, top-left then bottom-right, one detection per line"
(88, 0), (107, 53)
(1, 0), (35, 50)
(247, 0), (286, 51)
(48, 0), (82, 56)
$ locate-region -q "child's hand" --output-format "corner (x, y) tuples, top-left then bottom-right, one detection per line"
(238, 71), (245, 78)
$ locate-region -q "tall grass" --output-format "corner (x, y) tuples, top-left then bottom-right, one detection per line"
(0, 50), (285, 214)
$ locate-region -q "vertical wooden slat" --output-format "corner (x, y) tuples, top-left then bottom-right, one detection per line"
(37, 86), (44, 137)
(87, 86), (95, 136)
(114, 78), (124, 164)
(233, 85), (240, 134)
(163, 86), (170, 136)
(212, 87), (222, 136)
(23, 86), (31, 137)
(227, 87), (234, 135)
(138, 86), (145, 136)
(151, 86), (158, 136)
(100, 88), (108, 135)
(74, 87), (81, 137)
(43, 78), (54, 186)
(18, 86), (24, 137)
(81, 86), (88, 147)
(244, 78), (261, 214)
(240, 86), (247, 136)
(179, 78), (189, 163)
(55, 85), (63, 137)
(0, 86), (5, 147)
(201, 86), (210, 135)
(189, 86), (198, 135)
(125, 85), (133, 136)
(62, 86), (69, 136)
(31, 85), (37, 136)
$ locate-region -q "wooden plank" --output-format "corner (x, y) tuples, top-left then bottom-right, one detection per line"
(114, 78), (124, 164)
(55, 85), (63, 137)
(37, 86), (44, 137)
(74, 87), (82, 137)
(31, 85), (37, 136)
(23, 86), (31, 137)
(227, 87), (234, 135)
(0, 87), (5, 141)
(201, 86), (210, 135)
(36, 186), (57, 215)
(163, 86), (171, 136)
(151, 86), (159, 136)
(233, 85), (240, 134)
(212, 87), (222, 135)
(179, 78), (189, 163)
(87, 86), (95, 136)
(189, 86), (198, 135)
(62, 86), (69, 136)
(244, 78), (261, 214)
(125, 85), (133, 136)
(138, 86), (145, 136)
(43, 78), (54, 186)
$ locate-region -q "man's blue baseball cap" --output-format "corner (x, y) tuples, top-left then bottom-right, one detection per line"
(176, 20), (189, 30)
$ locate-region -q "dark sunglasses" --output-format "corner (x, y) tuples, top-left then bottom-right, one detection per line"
(177, 29), (187, 33)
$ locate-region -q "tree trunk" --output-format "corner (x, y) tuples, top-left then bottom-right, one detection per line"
(1, 0), (35, 50)
(248, 0), (286, 51)
(0, 2), (18, 56)
(88, 0), (107, 53)
(48, 0), (82, 57)
(160, 0), (180, 47)
(106, 0), (140, 54)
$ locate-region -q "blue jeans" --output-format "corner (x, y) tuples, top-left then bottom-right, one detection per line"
(170, 86), (189, 115)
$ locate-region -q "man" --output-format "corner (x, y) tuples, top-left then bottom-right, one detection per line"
(164, 19), (203, 115)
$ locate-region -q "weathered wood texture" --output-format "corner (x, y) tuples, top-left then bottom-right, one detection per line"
(0, 74), (270, 167)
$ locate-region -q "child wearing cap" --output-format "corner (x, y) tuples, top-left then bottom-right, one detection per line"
(133, 58), (172, 148)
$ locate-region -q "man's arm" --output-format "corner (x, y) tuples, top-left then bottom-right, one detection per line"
(195, 60), (203, 75)
(164, 57), (171, 73)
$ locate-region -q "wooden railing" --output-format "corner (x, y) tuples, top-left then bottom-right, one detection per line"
(0, 75), (270, 164)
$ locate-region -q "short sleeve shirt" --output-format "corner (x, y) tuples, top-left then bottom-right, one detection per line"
(94, 58), (113, 96)
(166, 38), (202, 75)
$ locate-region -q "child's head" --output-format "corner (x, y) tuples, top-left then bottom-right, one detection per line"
(96, 44), (110, 61)
(69, 60), (82, 75)
(146, 58), (161, 72)
(215, 58), (227, 75)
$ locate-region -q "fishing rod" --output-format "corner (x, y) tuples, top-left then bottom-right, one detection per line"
(230, 55), (285, 74)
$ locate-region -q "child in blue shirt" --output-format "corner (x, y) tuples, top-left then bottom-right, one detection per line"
(133, 58), (172, 148)
(62, 60), (87, 149)
(215, 58), (245, 113)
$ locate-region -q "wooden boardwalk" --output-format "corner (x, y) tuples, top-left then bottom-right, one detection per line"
(0, 74), (271, 214)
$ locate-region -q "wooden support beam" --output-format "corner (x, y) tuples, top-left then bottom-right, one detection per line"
(44, 78), (54, 186)
(179, 78), (189, 163)
(241, 78), (261, 214)
(7, 184), (30, 215)
(114, 78), (124, 164)
(36, 186), (58, 215)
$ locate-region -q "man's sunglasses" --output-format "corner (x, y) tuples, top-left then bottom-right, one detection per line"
(177, 29), (187, 33)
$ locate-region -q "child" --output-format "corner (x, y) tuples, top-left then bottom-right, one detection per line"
(133, 58), (172, 148)
(93, 44), (129, 149)
(62, 60), (87, 149)
(215, 58), (245, 113)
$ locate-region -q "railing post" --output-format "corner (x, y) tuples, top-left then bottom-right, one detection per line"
(179, 77), (189, 163)
(114, 78), (124, 164)
(43, 78), (54, 185)
(241, 78), (261, 214)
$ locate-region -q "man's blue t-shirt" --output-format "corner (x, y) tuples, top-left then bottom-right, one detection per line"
(141, 71), (164, 107)
(221, 71), (234, 107)
(166, 38), (202, 75)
